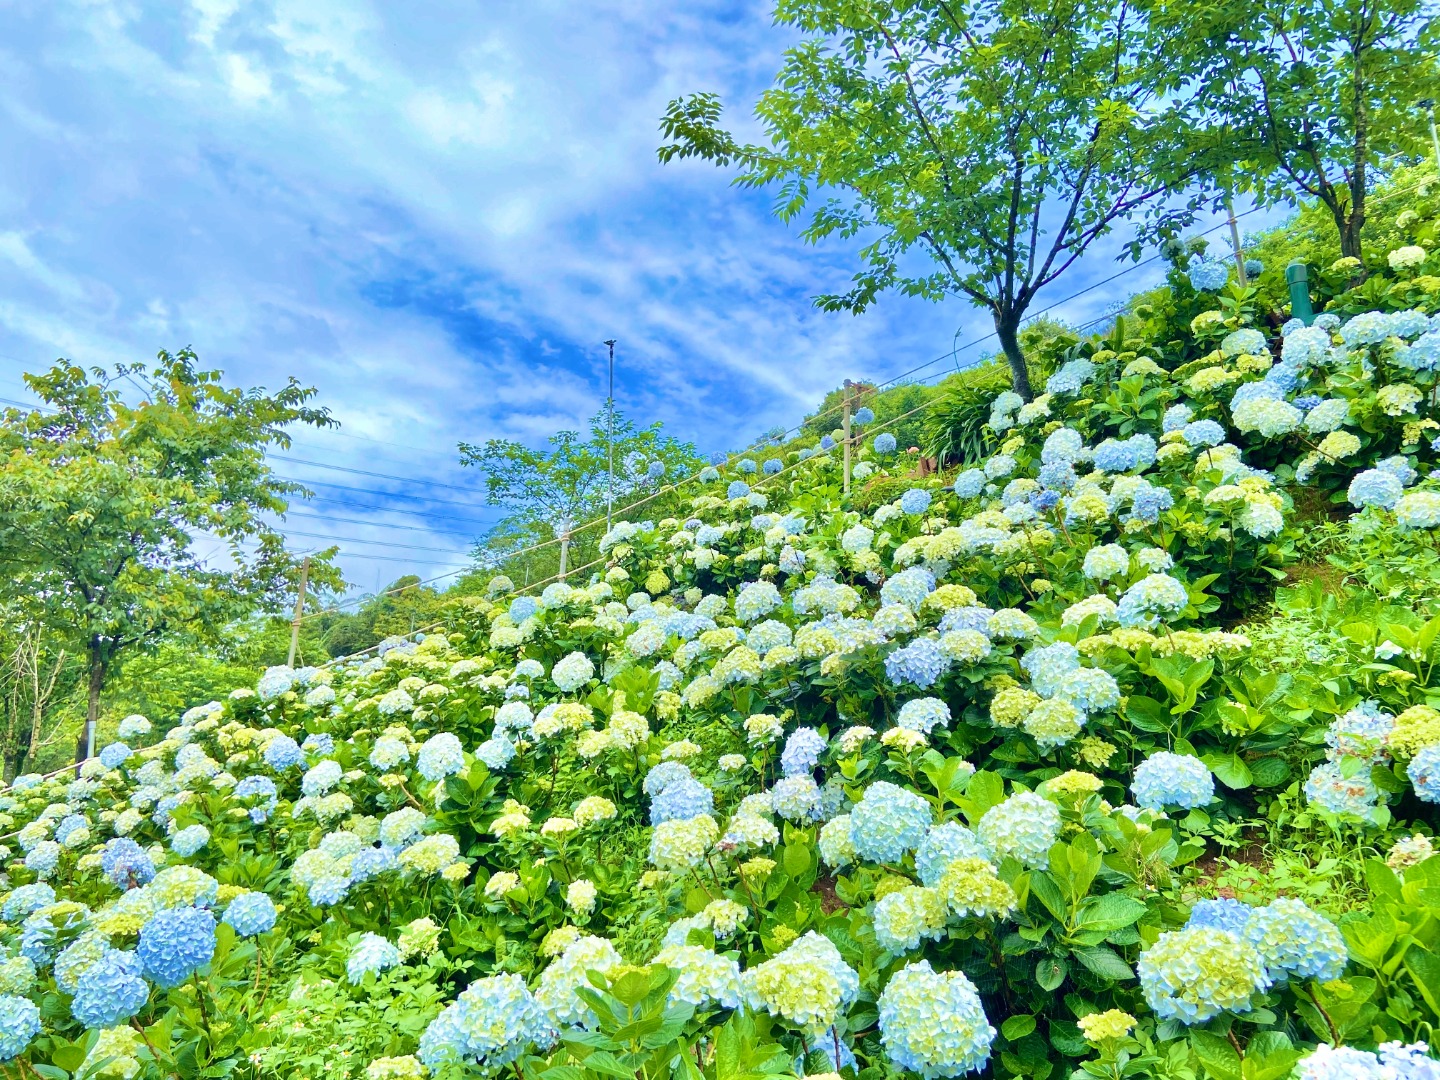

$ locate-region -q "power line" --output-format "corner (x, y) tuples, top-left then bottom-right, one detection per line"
(331, 550), (474, 566)
(278, 529), (475, 556)
(270, 455), (481, 493)
(295, 492), (495, 528)
(274, 475), (493, 512)
(280, 508), (486, 535)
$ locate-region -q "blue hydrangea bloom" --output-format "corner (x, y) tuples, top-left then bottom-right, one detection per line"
(780, 728), (827, 777)
(1128, 483), (1174, 524)
(1188, 259), (1230, 291)
(1031, 489), (1062, 512)
(1163, 403), (1194, 432)
(71, 949), (149, 1028)
(1041, 427), (1084, 463)
(1242, 898), (1346, 983)
(233, 775), (279, 823)
(938, 606), (994, 635)
(878, 960), (995, 1078)
(1399, 331), (1440, 371)
(976, 792), (1060, 869)
(820, 435), (836, 450)
(643, 760), (693, 798)
(137, 907), (217, 989)
(849, 782), (932, 863)
(1348, 469), (1404, 509)
(915, 822), (988, 887)
(727, 481), (751, 499)
(1186, 898), (1254, 935)
(1408, 744), (1440, 803)
(1117, 574), (1190, 629)
(419, 972), (555, 1071)
(875, 433), (897, 454)
(882, 567), (936, 612)
(1092, 439), (1137, 473)
(101, 837), (155, 888)
(263, 735), (304, 770)
(1031, 462), (1075, 498)
(99, 742), (133, 769)
(1183, 419), (1226, 448)
(900, 488), (932, 515)
(650, 776), (715, 824)
(417, 732), (465, 781)
(853, 407), (875, 424)
(1132, 752), (1214, 810)
(170, 824), (210, 858)
(896, 698), (951, 736)
(3, 885), (55, 924)
(885, 638), (948, 689)
(308, 876), (349, 907)
(349, 845), (400, 883)
(647, 460), (667, 479)
(762, 458), (783, 475)
(1046, 359), (1095, 394)
(224, 892), (278, 937)
(347, 932), (402, 984)
(0, 995), (41, 1062)
(477, 735), (516, 770)
(1020, 641), (1080, 697)
(1375, 455), (1418, 486)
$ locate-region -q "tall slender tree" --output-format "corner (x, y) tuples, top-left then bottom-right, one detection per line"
(659, 0), (1201, 398)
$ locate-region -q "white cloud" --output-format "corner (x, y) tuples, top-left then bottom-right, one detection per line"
(223, 53), (274, 103)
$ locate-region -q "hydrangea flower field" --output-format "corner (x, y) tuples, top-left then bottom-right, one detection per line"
(5, 254), (1440, 1079)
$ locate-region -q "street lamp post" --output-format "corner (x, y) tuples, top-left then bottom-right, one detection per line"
(604, 339), (616, 533)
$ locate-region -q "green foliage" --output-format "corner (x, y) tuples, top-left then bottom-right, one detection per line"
(922, 362), (1009, 465)
(0, 351), (341, 754)
(1150, 0), (1435, 259)
(660, 0), (1203, 397)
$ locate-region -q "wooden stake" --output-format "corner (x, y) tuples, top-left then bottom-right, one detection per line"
(287, 556), (311, 668)
(842, 380), (853, 496)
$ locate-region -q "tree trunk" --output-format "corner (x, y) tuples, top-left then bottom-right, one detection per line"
(80, 643), (104, 763)
(1338, 202), (1365, 262)
(995, 316), (1035, 401)
(2, 754), (19, 784)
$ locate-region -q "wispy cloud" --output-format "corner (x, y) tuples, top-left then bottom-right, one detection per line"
(0, 0), (1259, 588)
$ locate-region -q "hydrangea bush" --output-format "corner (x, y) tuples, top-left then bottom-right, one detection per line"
(1, 245), (1440, 1077)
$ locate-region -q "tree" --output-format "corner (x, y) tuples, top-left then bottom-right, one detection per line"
(313, 576), (451, 658)
(1150, 0), (1434, 262)
(0, 351), (343, 760)
(658, 0), (1199, 398)
(459, 406), (701, 545)
(0, 609), (80, 781)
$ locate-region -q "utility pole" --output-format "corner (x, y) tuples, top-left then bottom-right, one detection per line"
(604, 339), (616, 533)
(558, 522), (570, 580)
(287, 556), (311, 668)
(842, 380), (853, 496)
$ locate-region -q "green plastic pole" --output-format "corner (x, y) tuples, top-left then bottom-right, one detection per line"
(1286, 261), (1315, 326)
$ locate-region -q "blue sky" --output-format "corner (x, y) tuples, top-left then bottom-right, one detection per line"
(0, 0), (1260, 593)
